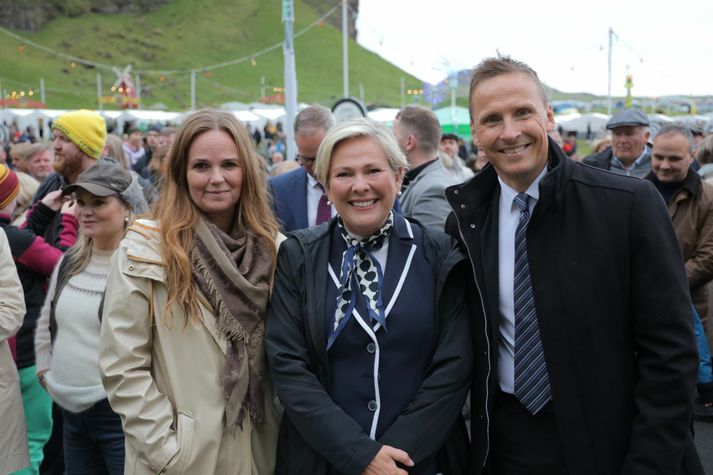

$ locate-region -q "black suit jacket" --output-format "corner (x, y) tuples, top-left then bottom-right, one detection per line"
(446, 141), (699, 475)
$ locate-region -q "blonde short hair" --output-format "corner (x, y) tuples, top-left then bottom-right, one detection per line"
(315, 117), (407, 186)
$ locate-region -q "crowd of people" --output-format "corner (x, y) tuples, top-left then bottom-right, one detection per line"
(0, 53), (712, 475)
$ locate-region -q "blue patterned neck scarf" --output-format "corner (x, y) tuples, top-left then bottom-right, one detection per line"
(328, 212), (394, 349)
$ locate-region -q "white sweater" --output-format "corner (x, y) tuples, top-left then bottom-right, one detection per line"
(35, 248), (114, 413)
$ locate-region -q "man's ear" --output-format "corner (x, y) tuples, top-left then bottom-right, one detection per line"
(545, 104), (555, 132)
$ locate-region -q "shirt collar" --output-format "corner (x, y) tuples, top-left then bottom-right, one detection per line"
(497, 165), (547, 211)
(307, 172), (322, 190)
(613, 146), (649, 170)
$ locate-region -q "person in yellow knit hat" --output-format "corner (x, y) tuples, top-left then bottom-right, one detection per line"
(30, 109), (107, 245)
(27, 109), (107, 475)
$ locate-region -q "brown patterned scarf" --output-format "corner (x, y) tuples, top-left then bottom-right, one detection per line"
(191, 217), (273, 430)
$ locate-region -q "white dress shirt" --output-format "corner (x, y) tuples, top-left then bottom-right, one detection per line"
(496, 166), (547, 393)
(307, 173), (336, 227)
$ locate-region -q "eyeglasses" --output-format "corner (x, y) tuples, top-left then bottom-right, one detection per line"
(297, 154), (316, 164)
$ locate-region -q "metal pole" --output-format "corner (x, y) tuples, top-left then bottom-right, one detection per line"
(342, 0), (349, 97)
(135, 74), (141, 107)
(607, 27), (613, 115)
(260, 75), (266, 100)
(359, 83), (365, 104)
(40, 78), (46, 105)
(450, 71), (457, 128)
(97, 73), (103, 111)
(283, 0), (298, 161)
(400, 77), (405, 109)
(0, 80), (4, 108)
(190, 71), (196, 110)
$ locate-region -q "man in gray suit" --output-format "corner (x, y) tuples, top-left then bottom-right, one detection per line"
(393, 105), (457, 230)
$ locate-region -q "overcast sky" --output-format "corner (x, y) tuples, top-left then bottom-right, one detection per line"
(356, 0), (712, 97)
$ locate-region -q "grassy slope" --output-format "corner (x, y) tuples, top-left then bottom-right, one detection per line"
(0, 0), (423, 109)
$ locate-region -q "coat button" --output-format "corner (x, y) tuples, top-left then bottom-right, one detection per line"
(367, 342), (376, 354)
(368, 400), (378, 412)
(470, 223), (476, 229)
(454, 189), (459, 194)
(128, 264), (135, 271)
(460, 203), (466, 209)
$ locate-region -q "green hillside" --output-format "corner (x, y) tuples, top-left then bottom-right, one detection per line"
(0, 0), (424, 110)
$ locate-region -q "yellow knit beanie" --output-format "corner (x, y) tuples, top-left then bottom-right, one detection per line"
(52, 110), (107, 160)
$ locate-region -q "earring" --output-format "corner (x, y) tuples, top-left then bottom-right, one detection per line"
(124, 216), (130, 225)
(397, 191), (402, 196)
(327, 200), (332, 206)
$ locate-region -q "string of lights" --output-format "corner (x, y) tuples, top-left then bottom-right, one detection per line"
(0, 4), (340, 76)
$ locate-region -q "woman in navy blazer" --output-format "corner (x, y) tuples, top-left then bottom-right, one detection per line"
(266, 118), (472, 475)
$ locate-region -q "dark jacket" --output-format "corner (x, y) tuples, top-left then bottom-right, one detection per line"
(0, 203), (77, 368)
(582, 145), (652, 177)
(268, 167), (310, 232)
(645, 169), (713, 320)
(445, 140), (699, 475)
(266, 215), (472, 475)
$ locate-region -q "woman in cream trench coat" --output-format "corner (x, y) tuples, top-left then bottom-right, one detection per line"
(0, 228), (29, 474)
(99, 220), (280, 474)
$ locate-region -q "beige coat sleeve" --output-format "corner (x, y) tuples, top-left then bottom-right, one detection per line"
(99, 246), (179, 473)
(34, 257), (62, 374)
(0, 229), (25, 341)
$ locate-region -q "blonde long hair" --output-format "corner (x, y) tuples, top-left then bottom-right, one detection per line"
(152, 109), (279, 321)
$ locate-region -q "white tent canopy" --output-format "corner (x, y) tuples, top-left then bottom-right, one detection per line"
(367, 108), (400, 125)
(555, 112), (609, 136)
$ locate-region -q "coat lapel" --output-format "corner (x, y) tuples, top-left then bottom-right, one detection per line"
(196, 291), (228, 355)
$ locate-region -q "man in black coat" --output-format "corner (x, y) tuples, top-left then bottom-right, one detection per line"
(445, 55), (699, 475)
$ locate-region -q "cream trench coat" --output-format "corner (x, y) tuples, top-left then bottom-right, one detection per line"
(0, 228), (29, 474)
(99, 220), (281, 475)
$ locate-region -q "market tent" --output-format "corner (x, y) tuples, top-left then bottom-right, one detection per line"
(434, 106), (471, 139)
(367, 108), (400, 126)
(0, 108), (69, 141)
(232, 110), (261, 123)
(556, 113), (609, 137)
(251, 107), (286, 121)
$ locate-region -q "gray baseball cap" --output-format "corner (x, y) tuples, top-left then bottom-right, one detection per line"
(606, 109), (650, 130)
(63, 162), (132, 197)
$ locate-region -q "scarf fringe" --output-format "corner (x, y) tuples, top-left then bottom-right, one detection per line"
(192, 254), (251, 342)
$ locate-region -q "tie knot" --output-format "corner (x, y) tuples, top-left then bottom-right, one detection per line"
(514, 193), (530, 213)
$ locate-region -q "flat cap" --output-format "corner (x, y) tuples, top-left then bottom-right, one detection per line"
(606, 109), (649, 129)
(705, 119), (713, 135)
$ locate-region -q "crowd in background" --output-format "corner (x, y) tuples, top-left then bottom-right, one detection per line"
(1, 60), (713, 474)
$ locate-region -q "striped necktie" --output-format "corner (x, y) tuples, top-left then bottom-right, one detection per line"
(513, 192), (551, 414)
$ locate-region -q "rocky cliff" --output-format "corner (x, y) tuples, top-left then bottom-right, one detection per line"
(0, 0), (170, 31)
(0, 0), (358, 36)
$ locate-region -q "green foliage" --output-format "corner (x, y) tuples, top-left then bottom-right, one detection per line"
(54, 0), (92, 17)
(0, 0), (423, 110)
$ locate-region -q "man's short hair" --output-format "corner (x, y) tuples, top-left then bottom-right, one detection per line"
(468, 54), (549, 121)
(655, 124), (693, 153)
(160, 126), (176, 137)
(395, 105), (441, 154)
(294, 105), (336, 136)
(696, 135), (713, 165)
